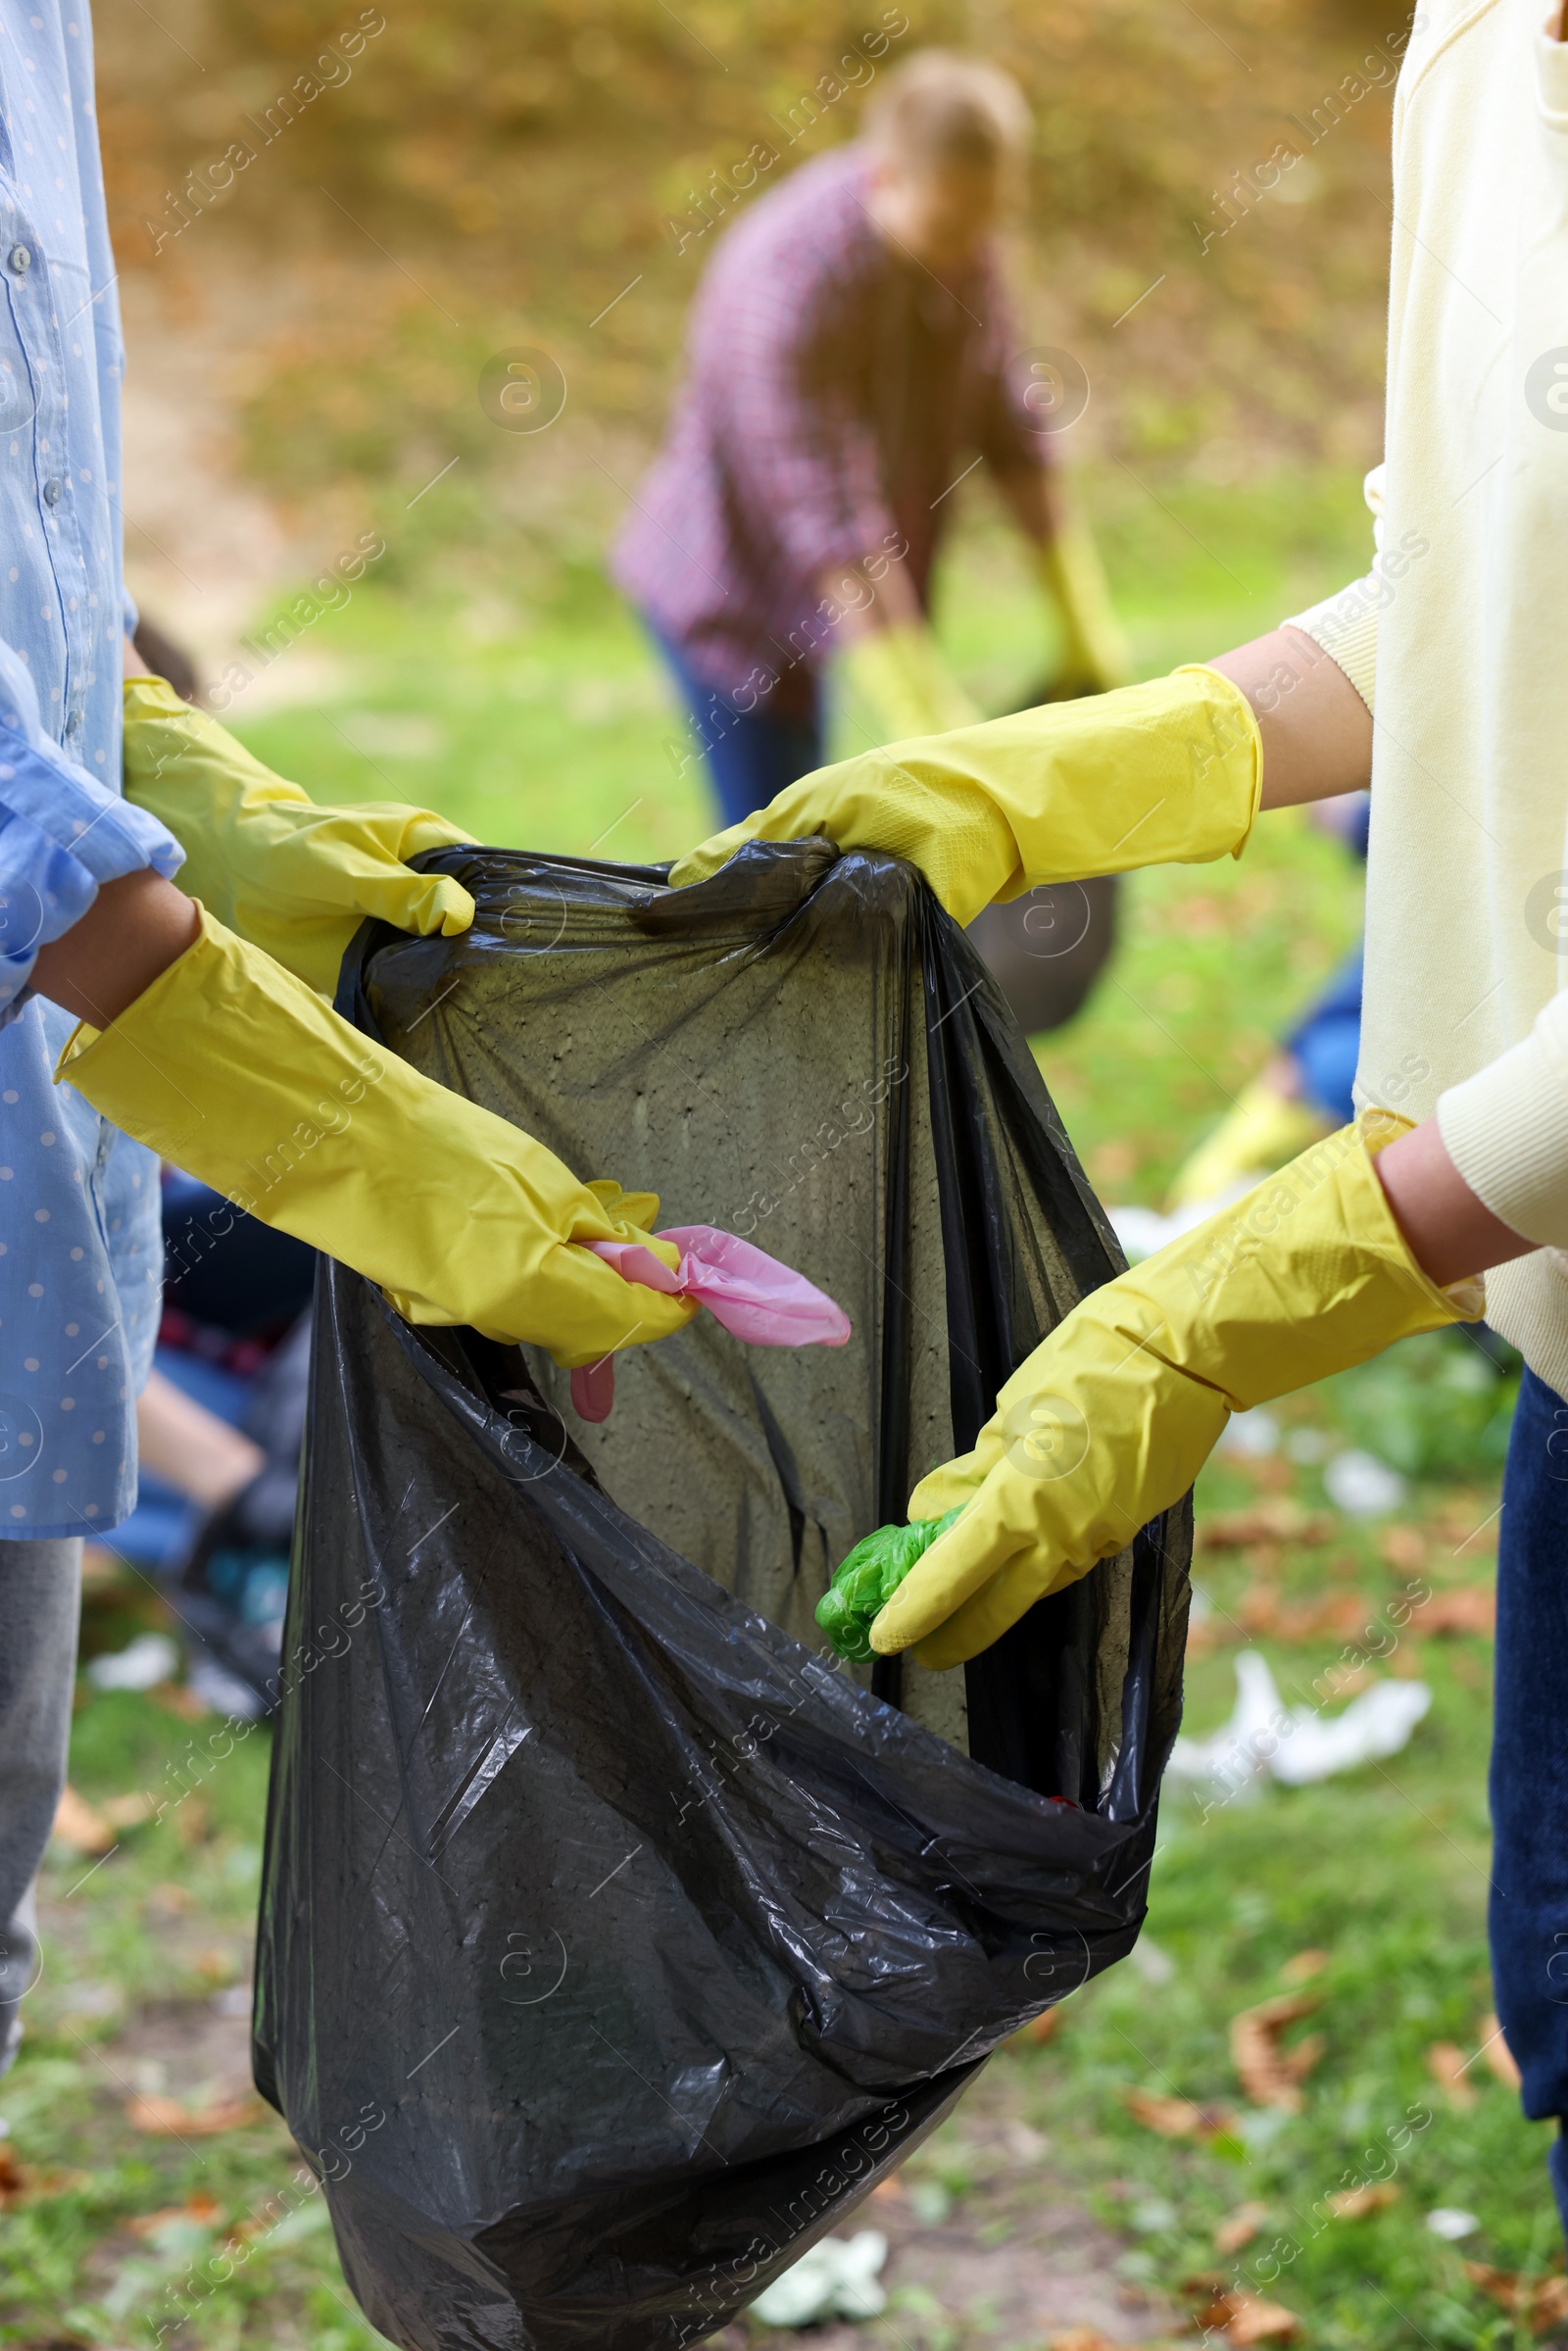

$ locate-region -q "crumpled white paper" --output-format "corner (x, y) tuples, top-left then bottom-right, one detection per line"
(747, 2230), (888, 2327)
(84, 1631), (179, 1692)
(1166, 1649), (1431, 1799)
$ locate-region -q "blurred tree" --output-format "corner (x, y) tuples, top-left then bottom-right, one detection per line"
(95, 0), (1414, 509)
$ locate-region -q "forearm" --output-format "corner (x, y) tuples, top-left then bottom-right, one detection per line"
(32, 867), (201, 1027)
(1206, 626), (1372, 809)
(813, 553), (921, 646)
(993, 466), (1130, 690)
(986, 454), (1060, 545)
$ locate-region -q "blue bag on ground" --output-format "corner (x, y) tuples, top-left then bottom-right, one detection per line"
(252, 839), (1193, 2351)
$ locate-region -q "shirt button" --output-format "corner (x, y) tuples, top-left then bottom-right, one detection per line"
(64, 710), (80, 736)
(43, 476), (61, 505)
(8, 244), (28, 274)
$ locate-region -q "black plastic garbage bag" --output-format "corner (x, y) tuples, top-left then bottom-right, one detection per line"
(253, 841), (1193, 2351)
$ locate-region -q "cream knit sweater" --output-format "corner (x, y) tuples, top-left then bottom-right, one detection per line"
(1285, 0), (1568, 1398)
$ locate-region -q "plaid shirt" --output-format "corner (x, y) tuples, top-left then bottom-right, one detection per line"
(612, 143), (1053, 721)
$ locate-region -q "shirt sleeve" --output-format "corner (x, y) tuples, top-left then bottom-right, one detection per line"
(1281, 576), (1381, 711)
(0, 646), (183, 1026)
(1279, 464), (1390, 712)
(1437, 994), (1568, 1249)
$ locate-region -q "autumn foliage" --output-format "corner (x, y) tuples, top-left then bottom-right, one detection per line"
(95, 0), (1413, 501)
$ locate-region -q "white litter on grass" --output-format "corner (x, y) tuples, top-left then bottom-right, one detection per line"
(186, 1651), (267, 1721)
(1272, 1674), (1431, 1786)
(1218, 1407), (1280, 1459)
(1324, 1447), (1407, 1516)
(1166, 1651), (1432, 1799)
(1129, 1935), (1176, 1986)
(748, 2231), (888, 2327)
(58, 1981), (122, 2017)
(84, 1632), (178, 1692)
(1106, 1200), (1226, 1264)
(1426, 2207), (1481, 2241)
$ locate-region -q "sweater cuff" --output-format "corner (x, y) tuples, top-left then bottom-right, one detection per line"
(1280, 575), (1380, 713)
(1438, 1004), (1568, 1248)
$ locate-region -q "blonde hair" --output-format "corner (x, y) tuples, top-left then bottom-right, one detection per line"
(863, 49), (1032, 172)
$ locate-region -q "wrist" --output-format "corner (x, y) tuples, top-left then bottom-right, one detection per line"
(1373, 1113), (1531, 1287)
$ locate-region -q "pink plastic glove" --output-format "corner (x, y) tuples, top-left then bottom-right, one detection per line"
(567, 1226), (852, 1421)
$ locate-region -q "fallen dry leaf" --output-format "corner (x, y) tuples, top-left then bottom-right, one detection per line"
(1237, 1587), (1377, 1643)
(1184, 2277), (1238, 2330)
(1011, 2005), (1064, 2047)
(1122, 2086), (1236, 2140)
(1327, 2180), (1401, 2219)
(145, 1880), (196, 1917)
(1048, 2331), (1118, 2351)
(1226, 2293), (1303, 2345)
(0, 2146), (90, 2210)
(1477, 2012), (1523, 2090)
(1427, 2041), (1479, 2109)
(174, 1793), (214, 1845)
(1303, 1592), (1379, 1640)
(124, 2093), (264, 2137)
(149, 1680), (208, 1720)
(1200, 1501), (1336, 1550)
(1279, 1949), (1329, 1984)
(128, 2192), (224, 2238)
(1180, 2279), (1301, 2342)
(1418, 1585), (1495, 1637)
(1431, 1497), (1500, 1554)
(1231, 1992), (1325, 2112)
(1379, 1525), (1426, 1572)
(869, 2175), (905, 2202)
(1463, 2264), (1568, 2327)
(1214, 2199), (1271, 2253)
(80, 1541), (124, 1590)
(50, 1786), (114, 1856)
(99, 1791), (157, 1830)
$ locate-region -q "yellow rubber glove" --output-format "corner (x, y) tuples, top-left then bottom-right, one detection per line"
(839, 621), (982, 743)
(1164, 1076), (1332, 1212)
(668, 666), (1261, 927)
(870, 1118), (1483, 1668)
(56, 907), (697, 1370)
(1034, 523), (1133, 695)
(122, 676), (475, 999)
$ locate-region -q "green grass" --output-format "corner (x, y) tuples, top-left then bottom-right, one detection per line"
(5, 465), (1549, 2348)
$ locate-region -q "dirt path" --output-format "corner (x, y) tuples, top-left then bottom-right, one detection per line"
(118, 266), (313, 687)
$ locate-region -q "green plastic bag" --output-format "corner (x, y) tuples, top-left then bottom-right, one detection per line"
(816, 1507), (966, 1661)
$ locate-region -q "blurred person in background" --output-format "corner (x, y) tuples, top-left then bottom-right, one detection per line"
(612, 47), (1130, 831)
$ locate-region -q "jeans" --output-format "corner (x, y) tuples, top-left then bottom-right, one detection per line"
(650, 627), (824, 829)
(1490, 1365), (1568, 2229)
(0, 1536), (81, 2074)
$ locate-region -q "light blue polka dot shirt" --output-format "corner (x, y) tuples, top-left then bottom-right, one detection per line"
(0, 0), (184, 1539)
